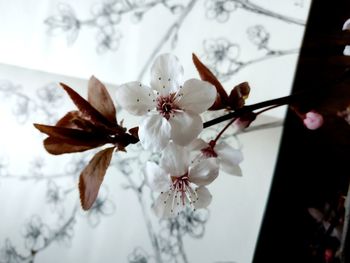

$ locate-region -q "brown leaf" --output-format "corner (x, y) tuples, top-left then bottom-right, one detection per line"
(56, 111), (104, 132)
(34, 124), (108, 147)
(192, 53), (228, 110)
(60, 82), (115, 128)
(56, 111), (82, 129)
(44, 137), (96, 155)
(88, 76), (117, 124)
(228, 82), (250, 110)
(79, 147), (115, 210)
(128, 126), (139, 140)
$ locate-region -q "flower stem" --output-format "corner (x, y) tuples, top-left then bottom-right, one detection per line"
(203, 93), (301, 129)
(213, 117), (237, 143)
(255, 104), (284, 115)
(236, 120), (283, 134)
(234, 0), (306, 26)
(204, 67), (350, 129)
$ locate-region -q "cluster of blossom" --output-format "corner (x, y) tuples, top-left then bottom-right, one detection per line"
(115, 54), (243, 218)
(34, 52), (325, 219)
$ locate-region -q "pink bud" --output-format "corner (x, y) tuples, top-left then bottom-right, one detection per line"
(303, 111), (324, 130)
(324, 248), (334, 263)
(233, 112), (256, 131)
(233, 118), (251, 130)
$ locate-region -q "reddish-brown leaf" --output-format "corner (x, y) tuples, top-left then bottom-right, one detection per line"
(56, 111), (82, 129)
(228, 82), (250, 110)
(44, 137), (96, 155)
(60, 82), (114, 128)
(34, 124), (108, 146)
(79, 147), (115, 210)
(128, 126), (139, 140)
(192, 53), (228, 110)
(56, 111), (104, 132)
(88, 76), (117, 125)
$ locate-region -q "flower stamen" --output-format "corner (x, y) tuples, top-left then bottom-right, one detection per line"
(156, 94), (179, 120)
(168, 174), (198, 214)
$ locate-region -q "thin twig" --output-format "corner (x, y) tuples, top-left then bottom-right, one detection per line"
(235, 0), (306, 26)
(81, 0), (164, 26)
(1, 173), (75, 181)
(204, 67), (350, 128)
(214, 117), (237, 142)
(26, 204), (78, 262)
(222, 48), (299, 78)
(203, 93), (300, 128)
(236, 119), (284, 134)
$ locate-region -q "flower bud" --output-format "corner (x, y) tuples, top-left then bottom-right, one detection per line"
(303, 111), (324, 130)
(324, 248), (334, 263)
(233, 112), (256, 131)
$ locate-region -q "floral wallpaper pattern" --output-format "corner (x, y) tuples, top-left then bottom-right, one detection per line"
(0, 0), (310, 262)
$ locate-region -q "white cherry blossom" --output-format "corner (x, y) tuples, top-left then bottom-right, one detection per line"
(143, 142), (219, 218)
(116, 54), (216, 152)
(190, 138), (243, 176)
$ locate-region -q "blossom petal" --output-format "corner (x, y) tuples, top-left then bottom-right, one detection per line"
(160, 142), (189, 176)
(216, 141), (243, 176)
(152, 191), (181, 218)
(139, 115), (171, 152)
(344, 46), (350, 56)
(194, 186), (212, 209)
(177, 79), (216, 114)
(150, 54), (184, 95)
(221, 163), (242, 177)
(189, 158), (219, 186)
(169, 111), (202, 146)
(143, 162), (170, 192)
(342, 20), (350, 55)
(342, 18), (350, 30)
(115, 82), (155, 115)
(188, 138), (208, 151)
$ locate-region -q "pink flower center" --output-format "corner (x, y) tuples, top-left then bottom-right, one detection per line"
(156, 94), (179, 120)
(172, 174), (190, 206)
(160, 174), (198, 215)
(201, 140), (218, 158)
(170, 174), (197, 208)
